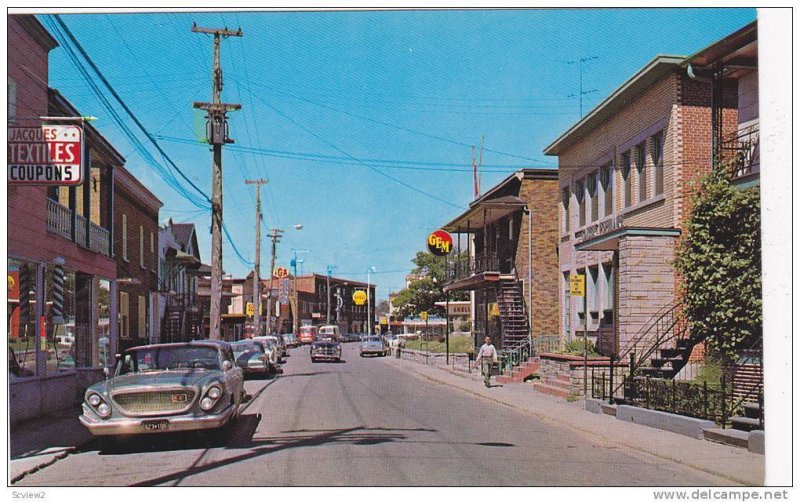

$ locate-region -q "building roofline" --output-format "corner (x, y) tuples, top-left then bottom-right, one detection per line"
(543, 55), (685, 157)
(115, 165), (163, 214)
(680, 20), (757, 69)
(15, 15), (58, 52)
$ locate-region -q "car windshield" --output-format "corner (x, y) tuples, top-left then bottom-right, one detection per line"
(119, 345), (221, 374)
(315, 334), (337, 342)
(364, 337), (381, 343)
(231, 341), (261, 355)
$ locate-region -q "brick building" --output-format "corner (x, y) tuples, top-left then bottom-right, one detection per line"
(263, 274), (376, 335)
(8, 15), (120, 423)
(113, 166), (162, 351)
(543, 45), (745, 359)
(441, 168), (560, 353)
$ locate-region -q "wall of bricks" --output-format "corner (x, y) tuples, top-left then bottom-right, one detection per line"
(114, 176), (160, 344)
(515, 177), (560, 338)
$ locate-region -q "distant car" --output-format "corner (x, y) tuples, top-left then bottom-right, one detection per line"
(260, 335), (287, 361)
(310, 325), (342, 363)
(359, 335), (387, 357)
(79, 340), (245, 439)
(385, 334), (405, 350)
(282, 333), (299, 348)
(231, 339), (275, 377)
(299, 326), (317, 345)
(340, 332), (359, 343)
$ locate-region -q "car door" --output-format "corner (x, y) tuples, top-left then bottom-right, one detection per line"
(221, 346), (244, 402)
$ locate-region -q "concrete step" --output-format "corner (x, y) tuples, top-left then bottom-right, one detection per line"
(702, 427), (750, 449)
(731, 416), (762, 432)
(533, 382), (571, 398)
(743, 402), (763, 419)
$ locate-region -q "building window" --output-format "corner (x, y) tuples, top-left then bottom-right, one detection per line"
(139, 226), (145, 269)
(561, 186), (570, 232)
(588, 265), (599, 319)
(601, 163), (613, 217)
(575, 179), (586, 228)
(138, 295), (146, 338)
(588, 171), (598, 223)
(122, 214), (128, 261)
(8, 79), (17, 123)
(603, 262), (615, 321)
(150, 232), (156, 271)
(120, 291), (130, 338)
(622, 152), (632, 208)
(636, 141), (647, 202)
(652, 132), (664, 195)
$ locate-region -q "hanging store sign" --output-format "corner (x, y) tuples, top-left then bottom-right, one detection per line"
(427, 229), (453, 256)
(8, 125), (83, 185)
(273, 267), (290, 279)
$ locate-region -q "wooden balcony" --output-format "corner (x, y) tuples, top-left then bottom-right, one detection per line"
(46, 198), (111, 257)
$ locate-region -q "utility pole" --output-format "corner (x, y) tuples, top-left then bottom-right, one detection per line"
(192, 23), (243, 340)
(245, 179), (268, 337)
(472, 136), (484, 200)
(266, 228), (284, 334)
(567, 56), (598, 117)
(326, 265), (337, 324)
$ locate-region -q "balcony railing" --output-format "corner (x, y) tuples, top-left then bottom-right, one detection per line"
(720, 124), (759, 180)
(446, 252), (499, 282)
(46, 199), (111, 257)
(47, 198), (72, 240)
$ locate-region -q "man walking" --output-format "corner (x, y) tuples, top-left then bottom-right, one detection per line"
(475, 336), (498, 388)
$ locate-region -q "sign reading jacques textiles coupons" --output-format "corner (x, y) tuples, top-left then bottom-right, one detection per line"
(8, 125), (84, 185)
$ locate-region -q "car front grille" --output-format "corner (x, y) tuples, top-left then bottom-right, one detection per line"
(112, 389), (197, 415)
(314, 347), (339, 356)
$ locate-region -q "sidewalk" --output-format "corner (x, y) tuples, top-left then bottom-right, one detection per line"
(9, 404), (93, 483)
(382, 354), (765, 486)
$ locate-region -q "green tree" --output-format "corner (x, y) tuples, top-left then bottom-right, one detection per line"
(674, 167), (762, 361)
(391, 251), (468, 319)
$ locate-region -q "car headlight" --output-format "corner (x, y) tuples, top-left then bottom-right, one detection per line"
(201, 385), (223, 411)
(86, 392), (112, 418)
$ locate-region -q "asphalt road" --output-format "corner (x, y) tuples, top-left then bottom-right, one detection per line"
(16, 343), (733, 486)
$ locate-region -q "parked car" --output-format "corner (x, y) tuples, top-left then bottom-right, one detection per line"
(256, 335), (286, 362)
(310, 325), (342, 363)
(299, 325), (317, 345)
(79, 340), (245, 439)
(231, 339), (274, 377)
(282, 333), (299, 348)
(359, 335), (388, 357)
(385, 333), (405, 350)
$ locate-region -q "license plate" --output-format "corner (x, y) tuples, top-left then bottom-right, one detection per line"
(142, 419), (169, 431)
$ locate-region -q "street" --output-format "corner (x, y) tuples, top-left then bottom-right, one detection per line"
(15, 343), (736, 487)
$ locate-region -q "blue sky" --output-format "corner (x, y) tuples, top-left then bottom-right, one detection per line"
(39, 8), (756, 299)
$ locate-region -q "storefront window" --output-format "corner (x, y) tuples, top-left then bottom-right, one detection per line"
(8, 259), (37, 378)
(97, 279), (111, 367)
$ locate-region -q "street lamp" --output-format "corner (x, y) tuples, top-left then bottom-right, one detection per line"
(367, 266), (376, 335)
(289, 225), (307, 336)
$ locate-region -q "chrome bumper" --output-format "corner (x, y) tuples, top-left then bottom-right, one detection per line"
(79, 403), (236, 436)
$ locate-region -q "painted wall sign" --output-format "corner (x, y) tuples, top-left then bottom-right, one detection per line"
(8, 125), (83, 185)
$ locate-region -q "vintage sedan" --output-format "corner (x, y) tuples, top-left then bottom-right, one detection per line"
(310, 325), (342, 362)
(231, 339), (275, 377)
(79, 340), (245, 437)
(359, 335), (388, 357)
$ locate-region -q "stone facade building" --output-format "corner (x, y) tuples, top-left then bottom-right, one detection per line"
(544, 46), (746, 357)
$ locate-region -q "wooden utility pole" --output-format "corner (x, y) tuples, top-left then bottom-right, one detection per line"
(266, 228), (284, 334)
(192, 23), (242, 340)
(246, 179), (268, 337)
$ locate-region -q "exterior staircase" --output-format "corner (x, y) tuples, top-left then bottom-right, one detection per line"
(639, 336), (697, 379)
(533, 373), (572, 398)
(496, 277), (530, 352)
(496, 357), (540, 384)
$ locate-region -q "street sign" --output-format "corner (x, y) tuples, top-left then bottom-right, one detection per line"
(488, 303), (500, 317)
(278, 278), (290, 303)
(420, 311), (428, 321)
(273, 267), (289, 278)
(353, 290), (367, 306)
(8, 125), (83, 185)
(427, 229), (453, 256)
(569, 274), (585, 297)
(380, 317), (387, 325)
(246, 302), (255, 316)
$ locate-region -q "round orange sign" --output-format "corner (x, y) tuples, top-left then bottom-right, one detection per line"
(427, 230), (453, 256)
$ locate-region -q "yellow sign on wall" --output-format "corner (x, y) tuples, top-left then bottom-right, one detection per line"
(353, 290), (367, 306)
(569, 274), (585, 297)
(488, 303), (500, 317)
(420, 311), (428, 321)
(246, 302), (255, 316)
